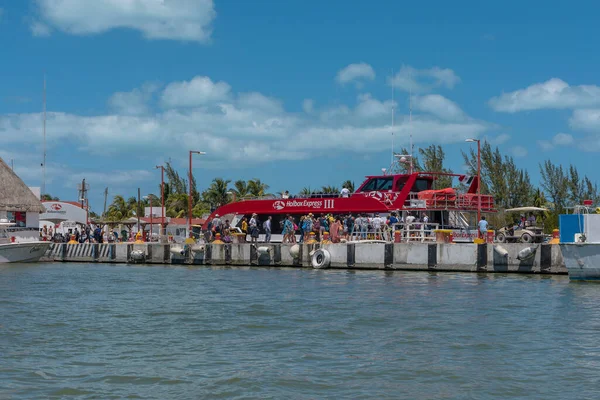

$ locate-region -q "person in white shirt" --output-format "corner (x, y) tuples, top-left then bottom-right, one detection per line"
(340, 187), (350, 198)
(478, 216), (489, 238)
(249, 213), (259, 243)
(371, 213), (383, 239)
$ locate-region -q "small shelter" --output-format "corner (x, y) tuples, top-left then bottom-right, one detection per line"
(0, 157), (45, 228)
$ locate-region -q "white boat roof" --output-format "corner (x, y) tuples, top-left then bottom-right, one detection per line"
(504, 206), (548, 213)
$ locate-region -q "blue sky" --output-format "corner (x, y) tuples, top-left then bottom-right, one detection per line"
(2, 0), (600, 212)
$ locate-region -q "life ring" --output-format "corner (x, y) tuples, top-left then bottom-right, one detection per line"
(311, 249), (331, 269)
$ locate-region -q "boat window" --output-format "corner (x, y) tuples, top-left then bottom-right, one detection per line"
(360, 179), (377, 192)
(376, 177), (393, 191)
(359, 177), (393, 192)
(412, 179), (430, 192)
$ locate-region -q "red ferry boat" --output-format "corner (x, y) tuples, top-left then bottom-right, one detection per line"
(203, 165), (496, 241)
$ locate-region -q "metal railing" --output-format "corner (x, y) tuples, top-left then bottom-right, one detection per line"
(405, 192), (495, 211)
(347, 222), (440, 243)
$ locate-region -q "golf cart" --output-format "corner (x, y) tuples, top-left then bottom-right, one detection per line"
(495, 206), (548, 243)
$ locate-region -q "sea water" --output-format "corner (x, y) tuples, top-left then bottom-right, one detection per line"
(1, 263), (599, 399)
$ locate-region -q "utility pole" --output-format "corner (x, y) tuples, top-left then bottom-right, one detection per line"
(103, 187), (108, 218)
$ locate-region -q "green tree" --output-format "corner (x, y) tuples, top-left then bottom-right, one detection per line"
(41, 194), (59, 201)
(418, 144), (452, 189)
(247, 178), (270, 197)
(299, 187), (313, 196)
(165, 162), (187, 195)
(106, 195), (133, 221)
(231, 180), (250, 199)
(539, 161), (569, 214)
(320, 185), (339, 194)
(462, 142), (533, 209)
(203, 178), (232, 209)
(166, 193), (188, 218)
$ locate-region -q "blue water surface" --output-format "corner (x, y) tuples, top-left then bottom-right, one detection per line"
(1, 263), (599, 399)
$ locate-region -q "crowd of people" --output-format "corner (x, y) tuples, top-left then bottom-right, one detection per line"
(201, 211), (434, 244)
(42, 224), (108, 244)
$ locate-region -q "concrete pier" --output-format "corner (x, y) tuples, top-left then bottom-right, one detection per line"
(43, 242), (567, 274)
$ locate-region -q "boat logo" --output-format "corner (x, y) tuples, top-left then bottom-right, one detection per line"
(273, 201), (286, 210)
(50, 204), (62, 211)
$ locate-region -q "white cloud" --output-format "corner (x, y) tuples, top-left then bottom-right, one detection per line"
(0, 75), (491, 170)
(161, 76), (230, 108)
(30, 21), (51, 36)
(537, 133), (574, 151)
(569, 109), (600, 132)
(302, 99), (314, 114)
(489, 133), (510, 145)
(390, 66), (460, 93)
(412, 94), (465, 121)
(511, 146), (528, 158)
(553, 132), (574, 146)
(336, 63), (376, 86)
(65, 170), (154, 188)
(489, 78), (600, 112)
(237, 92), (283, 114)
(355, 94), (393, 119)
(537, 140), (554, 151)
(32, 0), (216, 42)
(108, 83), (159, 115)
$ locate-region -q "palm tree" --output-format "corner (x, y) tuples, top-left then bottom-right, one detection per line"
(106, 195), (132, 221)
(341, 180), (355, 193)
(203, 178), (232, 209)
(248, 178), (270, 197)
(320, 185), (340, 194)
(299, 187), (313, 196)
(231, 179), (250, 199)
(166, 193), (188, 218)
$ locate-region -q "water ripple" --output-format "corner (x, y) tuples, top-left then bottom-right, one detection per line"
(1, 264), (599, 399)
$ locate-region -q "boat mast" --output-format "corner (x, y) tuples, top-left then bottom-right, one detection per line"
(42, 73), (47, 197)
(409, 84), (413, 174)
(391, 69), (395, 167)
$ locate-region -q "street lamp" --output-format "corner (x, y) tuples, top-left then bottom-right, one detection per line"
(189, 150), (206, 234)
(155, 165), (166, 240)
(465, 138), (481, 234)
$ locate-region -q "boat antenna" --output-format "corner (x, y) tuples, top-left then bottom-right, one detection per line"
(391, 68), (395, 166)
(42, 72), (47, 198)
(408, 83), (413, 173)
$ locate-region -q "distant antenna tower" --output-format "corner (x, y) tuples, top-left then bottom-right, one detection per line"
(408, 83), (414, 173)
(42, 73), (47, 196)
(391, 68), (395, 165)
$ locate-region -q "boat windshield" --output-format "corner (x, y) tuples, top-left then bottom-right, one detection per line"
(359, 177), (394, 192)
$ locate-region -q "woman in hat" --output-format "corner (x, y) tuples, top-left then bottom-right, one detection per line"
(249, 213), (259, 244)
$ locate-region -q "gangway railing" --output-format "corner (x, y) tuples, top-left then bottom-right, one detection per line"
(404, 192), (495, 211)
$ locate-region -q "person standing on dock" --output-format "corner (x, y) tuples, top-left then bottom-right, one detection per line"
(263, 216), (272, 243)
(249, 213), (259, 244)
(478, 216), (488, 239)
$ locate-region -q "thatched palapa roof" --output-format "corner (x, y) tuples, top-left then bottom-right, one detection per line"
(0, 157), (45, 213)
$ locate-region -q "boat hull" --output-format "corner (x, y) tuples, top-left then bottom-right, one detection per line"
(0, 242), (52, 263)
(560, 243), (600, 281)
